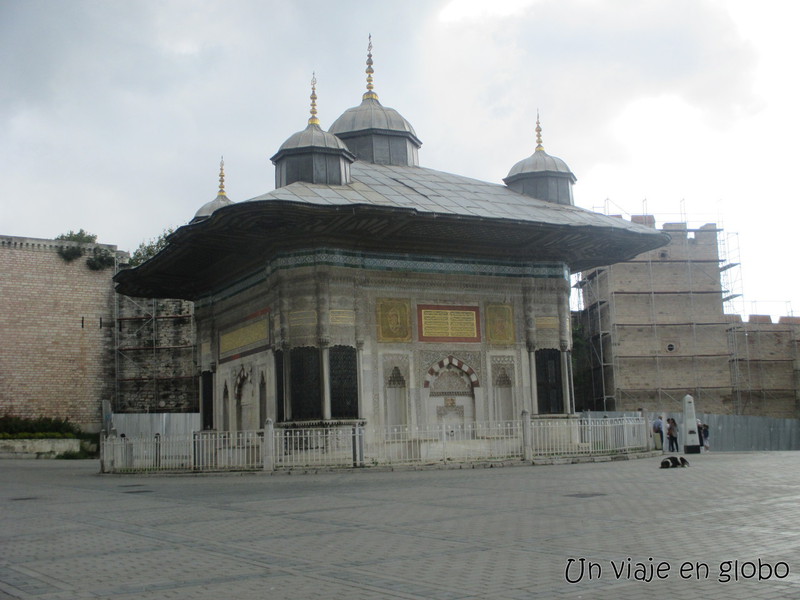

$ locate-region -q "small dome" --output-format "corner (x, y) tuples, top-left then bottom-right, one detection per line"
(505, 115), (576, 183)
(503, 116), (576, 205)
(330, 97), (420, 142)
(270, 75), (356, 188)
(192, 158), (233, 223)
(192, 193), (232, 223)
(276, 122), (351, 155)
(506, 148), (575, 180)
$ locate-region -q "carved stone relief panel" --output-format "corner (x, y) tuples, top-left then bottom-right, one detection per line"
(381, 353), (411, 427)
(491, 355), (516, 386)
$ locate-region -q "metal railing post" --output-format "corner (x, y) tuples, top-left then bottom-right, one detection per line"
(357, 424), (365, 467)
(352, 424), (365, 467)
(263, 419), (275, 472)
(154, 433), (161, 469)
(99, 432), (107, 473)
(522, 410), (532, 461)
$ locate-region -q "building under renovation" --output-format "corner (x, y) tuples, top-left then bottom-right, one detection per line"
(114, 49), (669, 434)
(575, 216), (800, 419)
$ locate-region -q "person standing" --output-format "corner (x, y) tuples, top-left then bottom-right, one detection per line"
(652, 416), (664, 451)
(667, 417), (679, 452)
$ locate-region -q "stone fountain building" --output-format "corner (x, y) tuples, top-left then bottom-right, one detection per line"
(114, 48), (669, 434)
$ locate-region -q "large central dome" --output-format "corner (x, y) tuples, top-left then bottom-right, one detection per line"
(330, 96), (420, 141)
(328, 38), (421, 166)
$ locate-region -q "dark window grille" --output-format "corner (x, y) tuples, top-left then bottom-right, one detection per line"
(330, 345), (358, 418)
(535, 349), (563, 414)
(290, 347), (321, 420)
(275, 350), (284, 422)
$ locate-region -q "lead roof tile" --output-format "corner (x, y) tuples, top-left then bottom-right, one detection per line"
(241, 161), (655, 235)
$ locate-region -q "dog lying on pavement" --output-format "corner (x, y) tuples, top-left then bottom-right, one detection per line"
(660, 456), (690, 468)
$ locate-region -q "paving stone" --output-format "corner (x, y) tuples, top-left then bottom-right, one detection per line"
(1, 453), (799, 599)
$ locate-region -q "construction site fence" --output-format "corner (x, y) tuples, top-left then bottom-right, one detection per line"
(585, 411), (800, 452)
(100, 415), (648, 473)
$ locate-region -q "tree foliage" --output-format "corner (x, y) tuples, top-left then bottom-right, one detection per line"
(56, 229), (97, 244)
(129, 227), (175, 266)
(86, 247), (116, 270)
(0, 414), (81, 435)
(56, 229), (98, 262)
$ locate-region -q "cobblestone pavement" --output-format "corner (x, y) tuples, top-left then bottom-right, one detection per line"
(2, 452), (800, 599)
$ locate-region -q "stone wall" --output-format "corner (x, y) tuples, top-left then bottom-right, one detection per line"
(728, 316), (800, 418)
(0, 437), (81, 459)
(0, 236), (119, 431)
(575, 219), (800, 419)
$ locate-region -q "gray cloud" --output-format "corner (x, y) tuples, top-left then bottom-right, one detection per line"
(0, 0), (784, 315)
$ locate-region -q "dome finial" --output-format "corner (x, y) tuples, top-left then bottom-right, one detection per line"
(535, 110), (544, 152)
(218, 156), (226, 196)
(308, 72), (320, 126)
(363, 34), (379, 100)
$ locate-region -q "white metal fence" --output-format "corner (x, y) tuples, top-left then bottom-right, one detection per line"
(109, 413), (201, 438)
(276, 425), (358, 469)
(102, 431), (266, 473)
(368, 421), (524, 464)
(532, 416), (647, 457)
(100, 415), (648, 473)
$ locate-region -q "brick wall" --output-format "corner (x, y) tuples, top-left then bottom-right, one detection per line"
(0, 236), (119, 431)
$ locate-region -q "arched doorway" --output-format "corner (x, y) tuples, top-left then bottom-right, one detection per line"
(425, 356), (479, 426)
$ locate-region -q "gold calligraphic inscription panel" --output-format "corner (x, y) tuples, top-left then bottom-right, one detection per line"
(289, 310), (318, 326)
(219, 319), (269, 355)
(329, 309), (355, 325)
(418, 305), (481, 342)
(535, 316), (559, 330)
(486, 304), (514, 344)
(377, 299), (411, 342)
(421, 310), (476, 338)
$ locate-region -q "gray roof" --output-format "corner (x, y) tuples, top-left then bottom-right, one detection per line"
(246, 162), (637, 234)
(115, 160), (670, 299)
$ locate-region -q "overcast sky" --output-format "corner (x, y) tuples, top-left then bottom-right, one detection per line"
(2, 0), (798, 318)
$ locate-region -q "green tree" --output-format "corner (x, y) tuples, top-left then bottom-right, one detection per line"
(129, 227), (175, 266)
(56, 229), (97, 243)
(56, 229), (98, 262)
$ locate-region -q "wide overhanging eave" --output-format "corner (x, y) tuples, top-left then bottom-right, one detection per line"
(113, 202), (670, 298)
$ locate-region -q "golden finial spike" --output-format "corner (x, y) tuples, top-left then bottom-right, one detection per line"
(535, 111), (544, 151)
(308, 72), (320, 126)
(218, 156), (226, 196)
(363, 34), (379, 100)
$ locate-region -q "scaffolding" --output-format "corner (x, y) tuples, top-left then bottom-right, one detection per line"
(575, 214), (738, 413)
(114, 291), (198, 413)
